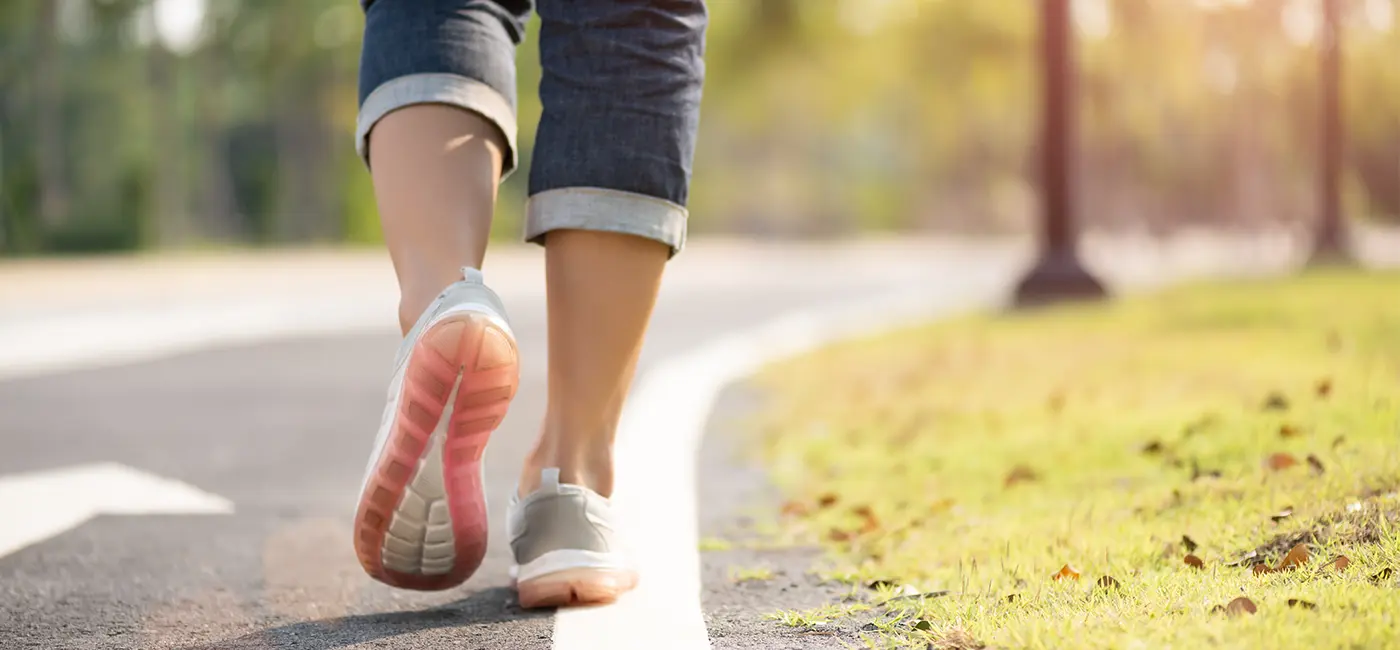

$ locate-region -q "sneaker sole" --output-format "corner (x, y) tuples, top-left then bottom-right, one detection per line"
(517, 567), (639, 609)
(353, 314), (518, 591)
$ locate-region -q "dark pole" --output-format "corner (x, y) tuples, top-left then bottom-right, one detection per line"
(1310, 0), (1350, 265)
(1014, 0), (1106, 306)
(1042, 0), (1074, 256)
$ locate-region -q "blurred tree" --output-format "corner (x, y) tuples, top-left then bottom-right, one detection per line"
(146, 1), (186, 246)
(0, 0), (1397, 255)
(195, 0), (237, 240)
(36, 0), (68, 230)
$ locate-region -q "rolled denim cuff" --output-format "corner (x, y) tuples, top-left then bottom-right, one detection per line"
(356, 73), (519, 178)
(524, 188), (688, 257)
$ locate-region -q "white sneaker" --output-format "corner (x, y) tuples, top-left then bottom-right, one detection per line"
(353, 267), (519, 591)
(508, 468), (638, 608)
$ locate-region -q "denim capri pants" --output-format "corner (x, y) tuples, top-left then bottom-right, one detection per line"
(356, 0), (707, 256)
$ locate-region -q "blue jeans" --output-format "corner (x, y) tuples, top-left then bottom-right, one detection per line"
(357, 0), (707, 256)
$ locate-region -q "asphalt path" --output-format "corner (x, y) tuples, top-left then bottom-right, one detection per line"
(0, 241), (1022, 649)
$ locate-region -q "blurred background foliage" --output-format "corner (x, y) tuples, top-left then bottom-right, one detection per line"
(0, 0), (1397, 255)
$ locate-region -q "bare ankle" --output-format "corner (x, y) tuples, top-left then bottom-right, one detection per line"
(397, 297), (431, 335)
(396, 272), (464, 334)
(521, 432), (615, 497)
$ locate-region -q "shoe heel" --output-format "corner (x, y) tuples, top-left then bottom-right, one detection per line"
(517, 568), (639, 609)
(354, 312), (519, 591)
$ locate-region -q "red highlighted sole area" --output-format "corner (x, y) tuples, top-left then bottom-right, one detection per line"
(353, 314), (518, 591)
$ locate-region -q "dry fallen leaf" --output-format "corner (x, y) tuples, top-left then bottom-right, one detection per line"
(1371, 568), (1394, 583)
(780, 501), (810, 518)
(1277, 543), (1311, 571)
(1184, 554), (1205, 569)
(828, 529), (853, 543)
(1182, 535), (1199, 553)
(1271, 507), (1295, 523)
(817, 493), (839, 509)
(853, 506), (881, 535)
(936, 629), (985, 650)
(1052, 564), (1081, 581)
(1279, 424), (1300, 439)
(1263, 392), (1291, 411)
(1287, 598), (1317, 610)
(1307, 454), (1325, 474)
(1266, 453), (1300, 471)
(1096, 575), (1120, 590)
(1326, 555), (1350, 572)
(1316, 378), (1333, 398)
(1224, 597), (1258, 616)
(1253, 563), (1273, 576)
(1004, 465), (1040, 488)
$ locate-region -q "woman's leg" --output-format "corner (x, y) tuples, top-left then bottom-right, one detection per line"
(531, 231), (667, 496)
(351, 0), (529, 591)
(370, 105), (504, 333)
(356, 0), (528, 332)
(521, 0), (708, 496)
(509, 0), (707, 608)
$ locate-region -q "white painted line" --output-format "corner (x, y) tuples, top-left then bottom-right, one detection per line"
(0, 463), (234, 559)
(0, 295), (397, 381)
(553, 273), (1011, 650)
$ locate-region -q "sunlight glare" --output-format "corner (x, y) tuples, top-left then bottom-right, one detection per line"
(154, 0), (207, 54)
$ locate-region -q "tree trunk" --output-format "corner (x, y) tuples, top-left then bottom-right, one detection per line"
(36, 0), (68, 228)
(197, 34), (237, 240)
(148, 34), (185, 246)
(272, 97), (314, 242)
(308, 65), (338, 242)
(270, 3), (318, 242)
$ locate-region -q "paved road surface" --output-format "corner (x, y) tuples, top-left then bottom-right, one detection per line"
(0, 234), (1360, 649)
(0, 241), (1025, 649)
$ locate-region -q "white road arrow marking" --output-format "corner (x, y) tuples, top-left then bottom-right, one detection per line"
(0, 463), (234, 559)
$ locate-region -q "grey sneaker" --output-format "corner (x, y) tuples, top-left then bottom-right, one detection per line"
(353, 267), (520, 591)
(508, 468), (638, 608)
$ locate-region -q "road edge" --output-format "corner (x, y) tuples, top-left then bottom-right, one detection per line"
(551, 275), (1013, 650)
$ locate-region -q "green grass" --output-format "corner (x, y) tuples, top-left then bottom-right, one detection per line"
(728, 565), (778, 583)
(699, 537), (735, 552)
(751, 270), (1400, 649)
